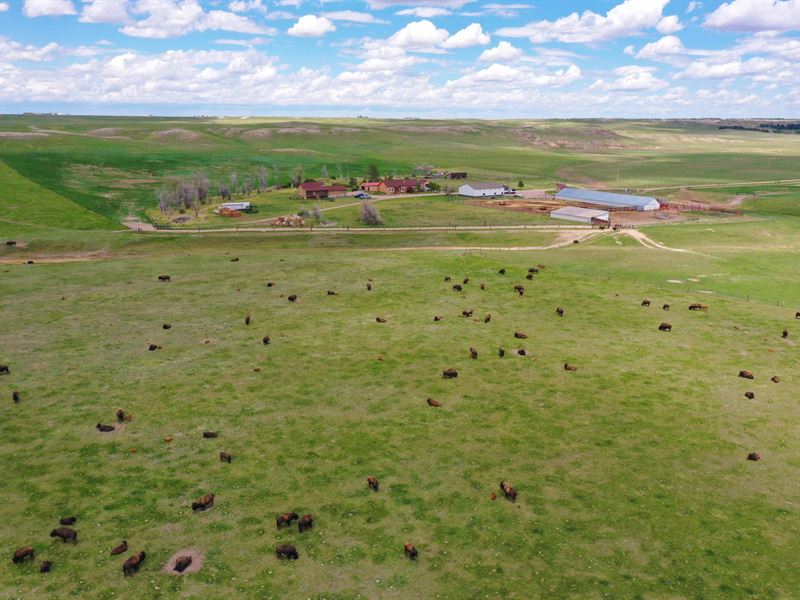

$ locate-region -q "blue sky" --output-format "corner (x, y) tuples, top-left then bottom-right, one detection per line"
(0, 0), (799, 117)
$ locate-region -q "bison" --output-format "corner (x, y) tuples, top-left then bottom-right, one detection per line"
(266, 282), (275, 288)
(556, 307), (564, 317)
(498, 346), (505, 358)
(148, 344), (161, 351)
(514, 331), (527, 339)
(404, 544), (418, 560)
(796, 311), (800, 320)
(500, 481), (517, 502)
(782, 329), (789, 339)
(747, 452), (761, 462)
(116, 409), (126, 423)
(366, 283), (372, 291)
(771, 375), (781, 383)
(427, 398), (442, 407)
(739, 370), (754, 380)
(376, 317), (387, 323)
(276, 512), (299, 529)
(12, 547), (34, 564)
(50, 528), (77, 544)
(191, 493), (214, 512)
(96, 423), (115, 433)
(480, 283), (486, 290)
(469, 347), (478, 360)
(173, 556), (192, 573)
(564, 363), (577, 372)
(367, 476), (379, 492)
(158, 275), (171, 282)
(298, 514), (314, 533)
(662, 304), (670, 311)
(40, 561), (52, 573)
(220, 452), (233, 463)
(526, 273), (533, 280)
(444, 276), (451, 282)
(442, 368), (458, 379)
(484, 314), (491, 323)
(463, 277), (469, 284)
(122, 551), (145, 576)
(230, 257), (239, 262)
(689, 303), (709, 311)
(263, 335), (271, 345)
(461, 309), (473, 317)
(245, 314), (251, 326)
(516, 349), (527, 356)
(59, 517), (76, 526)
(659, 323), (672, 331)
(514, 285), (524, 293)
(111, 541), (128, 556)
(0, 365), (8, 375)
(498, 269), (506, 275)
(162, 323), (172, 330)
(452, 284), (462, 292)
(745, 392), (755, 399)
(433, 315), (443, 322)
(12, 390), (19, 403)
(288, 295), (298, 302)
(203, 431), (218, 438)
(528, 267), (539, 274)
(6, 240), (16, 246)
(641, 300), (651, 307)
(276, 544), (298, 560)
(327, 290), (337, 296)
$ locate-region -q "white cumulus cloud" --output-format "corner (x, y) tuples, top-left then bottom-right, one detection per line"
(656, 15), (684, 33)
(80, 0), (130, 24)
(441, 23), (490, 48)
(705, 0), (800, 32)
(395, 7), (451, 18)
(388, 19), (449, 51)
(479, 41), (522, 62)
(288, 15), (336, 37)
(23, 0), (77, 17)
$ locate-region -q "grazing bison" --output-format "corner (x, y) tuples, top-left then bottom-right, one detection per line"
(513, 285), (524, 293)
(366, 282), (372, 291)
(116, 409), (126, 423)
(376, 317), (387, 323)
(572, 239), (579, 244)
(499, 481), (517, 502)
(662, 304), (670, 311)
(276, 512), (299, 529)
(220, 452), (233, 463)
(739, 370), (754, 380)
(444, 277), (451, 282)
(0, 365), (9, 375)
(745, 392), (755, 399)
(641, 300), (651, 307)
(659, 322), (672, 331)
(230, 257), (239, 262)
(262, 335), (271, 345)
(122, 551), (145, 576)
(469, 347), (478, 359)
(556, 307), (564, 317)
(6, 240), (16, 246)
(288, 295), (298, 302)
(462, 309), (473, 317)
(162, 323), (172, 330)
(173, 556), (192, 573)
(498, 346), (505, 358)
(266, 282), (275, 288)
(50, 528), (77, 544)
(191, 493), (214, 512)
(433, 315), (443, 322)
(452, 284), (463, 292)
(12, 390), (19, 403)
(796, 311), (800, 320)
(158, 275), (171, 282)
(148, 344), (161, 351)
(514, 331), (527, 339)
(404, 544), (418, 560)
(689, 303), (709, 311)
(516, 349), (527, 356)
(526, 273), (533, 280)
(528, 268), (539, 274)
(59, 517), (76, 526)
(747, 452), (761, 462)
(463, 277), (469, 284)
(771, 375), (781, 383)
(564, 363), (577, 372)
(442, 368), (458, 379)
(480, 283), (486, 290)
(484, 314), (491, 323)
(245, 315), (251, 326)
(96, 423), (115, 433)
(276, 544), (298, 560)
(12, 547), (34, 563)
(367, 477), (379, 492)
(499, 269), (506, 275)
(782, 329), (789, 339)
(203, 431), (218, 438)
(40, 561), (52, 573)
(327, 290), (337, 295)
(298, 514), (314, 533)
(111, 541), (128, 556)
(427, 398), (442, 407)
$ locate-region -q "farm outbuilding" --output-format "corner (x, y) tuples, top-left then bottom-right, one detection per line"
(550, 206), (609, 224)
(220, 202), (252, 212)
(555, 188), (660, 211)
(459, 182), (506, 197)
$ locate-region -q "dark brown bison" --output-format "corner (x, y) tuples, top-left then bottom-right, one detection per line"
(262, 335), (271, 345)
(514, 331), (527, 339)
(433, 315), (443, 322)
(739, 370), (754, 380)
(782, 329), (789, 339)
(499, 269), (506, 275)
(366, 282), (372, 291)
(298, 514), (314, 533)
(162, 323), (172, 330)
(6, 240), (16, 246)
(276, 512), (299, 529)
(276, 544), (298, 560)
(111, 541), (128, 556)
(442, 368), (458, 379)
(480, 283), (486, 290)
(564, 363), (577, 372)
(463, 277), (469, 284)
(376, 317), (387, 323)
(173, 556), (192, 573)
(689, 303), (709, 311)
(367, 476), (379, 491)
(484, 314), (491, 323)
(191, 493), (214, 512)
(444, 276), (451, 282)
(116, 409), (125, 423)
(288, 295), (298, 302)
(158, 275), (171, 282)
(659, 323), (672, 331)
(96, 423), (115, 433)
(0, 365), (9, 375)
(220, 452), (233, 463)
(528, 267), (539, 274)
(572, 239), (579, 244)
(662, 304), (670, 311)
(641, 300), (651, 307)
(230, 257), (239, 262)
(516, 348), (527, 356)
(59, 517), (76, 526)
(796, 311), (800, 319)
(744, 391), (755, 399)
(513, 285), (524, 293)
(500, 481), (517, 502)
(40, 560), (52, 573)
(50, 528), (77, 544)
(469, 347), (478, 359)
(12, 390), (19, 403)
(427, 398), (441, 407)
(122, 551), (145, 576)
(452, 284), (462, 292)
(245, 314), (251, 326)
(771, 375), (781, 383)
(12, 547), (34, 563)
(556, 307), (564, 317)
(203, 431), (218, 438)
(266, 282), (275, 287)
(462, 309), (473, 317)
(747, 452), (761, 462)
(327, 290), (337, 295)
(498, 346), (505, 358)
(148, 344), (161, 351)
(526, 273), (533, 280)
(404, 544), (418, 560)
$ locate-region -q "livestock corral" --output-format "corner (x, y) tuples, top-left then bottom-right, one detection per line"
(4, 229), (800, 598)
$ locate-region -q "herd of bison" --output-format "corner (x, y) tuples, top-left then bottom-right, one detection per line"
(5, 261), (798, 580)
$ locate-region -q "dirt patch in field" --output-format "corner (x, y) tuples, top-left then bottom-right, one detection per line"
(242, 128), (273, 139)
(275, 127), (323, 135)
(163, 549), (204, 575)
(0, 131), (49, 138)
(150, 129), (202, 141)
(513, 127), (633, 150)
(389, 125), (479, 134)
(87, 128), (130, 139)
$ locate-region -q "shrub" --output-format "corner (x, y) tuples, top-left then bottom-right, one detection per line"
(359, 201), (383, 226)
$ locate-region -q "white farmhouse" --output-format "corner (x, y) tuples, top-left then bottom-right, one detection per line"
(458, 182), (506, 198)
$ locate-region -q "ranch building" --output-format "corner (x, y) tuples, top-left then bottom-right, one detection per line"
(359, 182), (382, 193)
(550, 206), (609, 224)
(379, 178), (427, 194)
(298, 182), (348, 199)
(220, 201), (252, 212)
(459, 182), (506, 198)
(555, 187), (661, 211)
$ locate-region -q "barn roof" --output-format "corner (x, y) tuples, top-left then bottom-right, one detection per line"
(383, 178), (423, 187)
(555, 188), (659, 208)
(551, 206), (609, 220)
(299, 181), (328, 192)
(465, 181), (504, 190)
